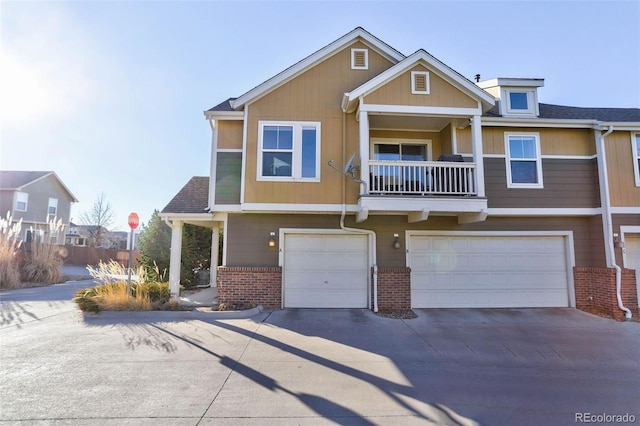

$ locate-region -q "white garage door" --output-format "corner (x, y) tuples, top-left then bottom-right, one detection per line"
(410, 235), (570, 308)
(283, 234), (368, 308)
(623, 235), (640, 311)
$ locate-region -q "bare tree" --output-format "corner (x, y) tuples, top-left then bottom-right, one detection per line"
(79, 193), (115, 247)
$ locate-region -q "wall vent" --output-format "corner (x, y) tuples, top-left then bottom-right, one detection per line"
(351, 48), (368, 70)
(411, 71), (430, 94)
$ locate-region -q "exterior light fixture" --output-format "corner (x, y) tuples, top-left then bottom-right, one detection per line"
(268, 232), (276, 247)
(393, 233), (401, 249)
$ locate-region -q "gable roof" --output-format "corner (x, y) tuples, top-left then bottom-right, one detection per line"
(0, 171), (78, 202)
(485, 102), (640, 122)
(161, 176), (209, 214)
(225, 27), (406, 111)
(342, 49), (495, 113)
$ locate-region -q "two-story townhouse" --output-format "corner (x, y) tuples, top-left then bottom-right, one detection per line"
(0, 171), (78, 245)
(161, 28), (640, 320)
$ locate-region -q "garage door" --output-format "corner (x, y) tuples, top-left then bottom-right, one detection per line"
(624, 235), (640, 310)
(410, 235), (570, 308)
(283, 234), (368, 308)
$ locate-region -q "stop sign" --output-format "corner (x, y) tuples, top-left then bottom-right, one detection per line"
(128, 212), (139, 230)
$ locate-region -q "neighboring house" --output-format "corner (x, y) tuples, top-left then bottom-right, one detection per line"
(65, 224), (111, 248)
(161, 28), (640, 319)
(0, 171), (78, 245)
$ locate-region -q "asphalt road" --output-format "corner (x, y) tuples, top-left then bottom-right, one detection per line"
(1, 281), (639, 425)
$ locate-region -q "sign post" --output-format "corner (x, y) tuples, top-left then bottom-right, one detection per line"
(127, 212), (139, 293)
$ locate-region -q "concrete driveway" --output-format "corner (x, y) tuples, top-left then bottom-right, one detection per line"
(1, 283), (639, 425)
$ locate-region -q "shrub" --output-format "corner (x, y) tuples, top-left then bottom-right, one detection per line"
(74, 281), (171, 312)
(0, 212), (22, 289)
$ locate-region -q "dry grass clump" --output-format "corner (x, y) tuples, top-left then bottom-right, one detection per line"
(21, 218), (64, 284)
(0, 213), (23, 289)
(74, 281), (172, 313)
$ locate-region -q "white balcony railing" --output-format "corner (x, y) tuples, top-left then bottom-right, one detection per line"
(368, 160), (477, 196)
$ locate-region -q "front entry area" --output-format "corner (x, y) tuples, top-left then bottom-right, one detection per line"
(283, 233), (369, 308)
(409, 233), (572, 308)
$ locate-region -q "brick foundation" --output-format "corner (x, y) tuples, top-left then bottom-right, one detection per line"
(574, 267), (638, 321)
(374, 267), (412, 312)
(216, 266), (282, 309)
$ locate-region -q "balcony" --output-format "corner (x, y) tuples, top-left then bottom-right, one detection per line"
(357, 159), (488, 224)
(369, 160), (477, 196)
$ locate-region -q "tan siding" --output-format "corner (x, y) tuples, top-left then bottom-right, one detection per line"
(480, 127), (595, 156)
(485, 158), (600, 208)
(457, 127), (472, 154)
(363, 64), (477, 108)
(226, 213), (604, 269)
(217, 121), (243, 150)
(606, 131), (640, 207)
(244, 40), (395, 205)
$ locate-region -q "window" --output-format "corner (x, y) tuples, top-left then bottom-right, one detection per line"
(505, 90), (536, 115)
(411, 71), (430, 94)
(373, 143), (430, 161)
(48, 198), (58, 216)
(351, 48), (368, 70)
(15, 192), (28, 211)
(633, 134), (640, 186)
(505, 133), (543, 188)
(258, 121), (321, 181)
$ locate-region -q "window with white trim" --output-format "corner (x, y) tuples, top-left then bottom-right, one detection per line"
(16, 192), (28, 211)
(633, 134), (640, 186)
(411, 71), (430, 94)
(258, 121), (321, 181)
(48, 198), (58, 216)
(505, 90), (536, 115)
(505, 133), (543, 188)
(351, 48), (368, 70)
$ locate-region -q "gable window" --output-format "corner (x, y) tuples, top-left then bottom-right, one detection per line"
(411, 71), (430, 94)
(351, 48), (368, 70)
(505, 133), (543, 188)
(633, 134), (640, 186)
(16, 192), (28, 211)
(258, 121), (321, 182)
(48, 198), (58, 216)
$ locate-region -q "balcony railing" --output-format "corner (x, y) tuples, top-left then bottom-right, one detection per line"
(368, 160), (477, 196)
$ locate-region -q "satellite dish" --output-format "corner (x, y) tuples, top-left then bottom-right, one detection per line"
(344, 152), (357, 174)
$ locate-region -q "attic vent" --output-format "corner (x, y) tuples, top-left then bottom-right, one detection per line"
(411, 71), (430, 94)
(351, 48), (368, 70)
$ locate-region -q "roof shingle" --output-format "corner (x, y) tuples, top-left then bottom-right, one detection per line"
(485, 102), (640, 121)
(161, 176), (209, 214)
(0, 171), (51, 190)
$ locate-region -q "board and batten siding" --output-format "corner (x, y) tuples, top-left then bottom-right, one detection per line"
(244, 40), (395, 205)
(484, 158), (600, 208)
(224, 213), (605, 269)
(215, 152), (242, 205)
(363, 64), (477, 108)
(605, 131), (640, 208)
(217, 121), (243, 150)
(456, 127), (596, 156)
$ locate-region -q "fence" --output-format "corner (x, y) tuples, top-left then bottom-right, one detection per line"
(60, 245), (140, 267)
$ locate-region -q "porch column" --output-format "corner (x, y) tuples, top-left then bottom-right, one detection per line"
(358, 109), (369, 195)
(169, 220), (183, 298)
(470, 115), (485, 197)
(210, 227), (219, 287)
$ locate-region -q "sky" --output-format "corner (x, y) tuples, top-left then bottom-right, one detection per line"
(1, 0), (639, 231)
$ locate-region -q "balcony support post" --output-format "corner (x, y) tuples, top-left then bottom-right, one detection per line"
(358, 109), (369, 196)
(471, 115), (485, 197)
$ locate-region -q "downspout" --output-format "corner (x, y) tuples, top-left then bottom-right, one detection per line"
(339, 111), (378, 312)
(597, 125), (632, 320)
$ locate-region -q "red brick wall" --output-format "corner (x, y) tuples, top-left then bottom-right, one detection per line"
(374, 267), (411, 312)
(217, 266), (282, 309)
(574, 267), (638, 321)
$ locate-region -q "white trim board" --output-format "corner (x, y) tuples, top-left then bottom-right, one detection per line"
(611, 207), (640, 214)
(241, 203), (359, 213)
(488, 208), (601, 216)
